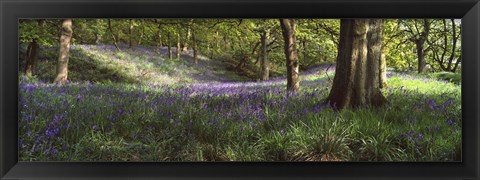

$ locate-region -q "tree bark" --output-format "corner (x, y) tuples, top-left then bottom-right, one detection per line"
(236, 54), (248, 71)
(167, 32), (172, 59)
(129, 19), (133, 49)
(93, 19), (102, 44)
(368, 20), (387, 89)
(452, 55), (461, 73)
(437, 19), (459, 72)
(138, 24), (145, 46)
(192, 31), (198, 64)
(94, 33), (102, 44)
(259, 30), (269, 81)
(24, 39), (39, 76)
(54, 19), (73, 84)
(327, 19), (387, 110)
(416, 19), (430, 73)
(176, 33), (181, 60)
(156, 24), (162, 53)
(379, 45), (387, 88)
(447, 19), (459, 72)
(183, 27), (191, 52)
(215, 31), (220, 50)
(416, 41), (426, 73)
(25, 19), (46, 75)
(280, 19), (300, 93)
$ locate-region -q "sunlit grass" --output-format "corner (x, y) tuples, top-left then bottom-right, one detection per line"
(18, 45), (461, 162)
(18, 71), (461, 161)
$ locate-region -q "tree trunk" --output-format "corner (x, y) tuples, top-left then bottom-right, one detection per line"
(138, 25), (144, 46)
(108, 19), (121, 51)
(236, 54), (247, 71)
(183, 27), (191, 52)
(416, 19), (430, 73)
(327, 19), (387, 110)
(167, 32), (172, 59)
(215, 31), (220, 50)
(259, 30), (269, 81)
(94, 33), (102, 44)
(302, 39), (308, 61)
(416, 41), (426, 73)
(445, 19), (459, 72)
(379, 45), (387, 88)
(94, 19), (103, 44)
(129, 19), (134, 49)
(24, 39), (39, 76)
(176, 33), (181, 60)
(366, 19), (387, 101)
(223, 35), (229, 51)
(54, 19), (73, 84)
(193, 31), (198, 64)
(156, 24), (162, 53)
(452, 55), (461, 73)
(280, 19), (300, 93)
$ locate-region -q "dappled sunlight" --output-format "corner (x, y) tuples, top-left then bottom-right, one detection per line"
(18, 63), (461, 161)
(18, 18), (462, 162)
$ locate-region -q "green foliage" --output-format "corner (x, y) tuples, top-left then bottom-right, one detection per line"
(19, 19), (58, 46)
(425, 19), (461, 72)
(72, 19), (108, 44)
(384, 19), (462, 72)
(297, 19), (339, 68)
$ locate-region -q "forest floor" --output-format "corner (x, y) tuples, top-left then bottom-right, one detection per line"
(18, 44), (462, 162)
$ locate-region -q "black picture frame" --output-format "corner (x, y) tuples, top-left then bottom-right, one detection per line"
(1, 0), (479, 179)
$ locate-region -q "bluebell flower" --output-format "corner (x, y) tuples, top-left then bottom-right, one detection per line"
(446, 118), (456, 126)
(415, 133), (424, 140)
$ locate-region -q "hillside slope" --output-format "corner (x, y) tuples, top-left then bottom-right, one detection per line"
(19, 44), (251, 85)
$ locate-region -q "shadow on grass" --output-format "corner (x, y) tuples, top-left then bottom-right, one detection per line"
(19, 45), (140, 84)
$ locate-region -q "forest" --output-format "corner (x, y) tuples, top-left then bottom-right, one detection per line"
(19, 18), (461, 161)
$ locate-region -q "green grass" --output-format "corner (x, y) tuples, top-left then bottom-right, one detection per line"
(22, 44), (249, 86)
(18, 44), (461, 162)
(427, 72), (461, 84)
